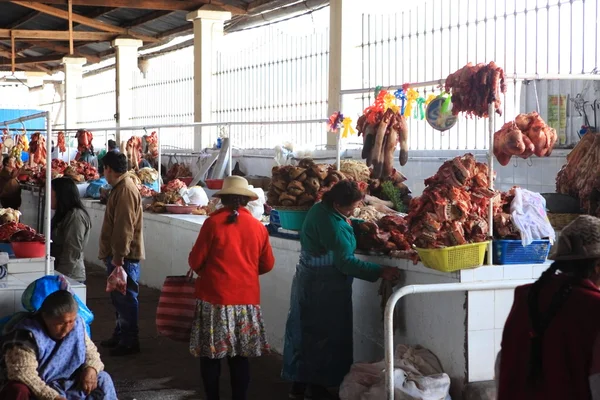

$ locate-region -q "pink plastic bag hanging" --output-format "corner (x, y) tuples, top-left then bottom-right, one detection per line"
(106, 266), (127, 295)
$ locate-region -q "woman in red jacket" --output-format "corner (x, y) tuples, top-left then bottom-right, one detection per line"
(497, 215), (600, 400)
(188, 176), (275, 400)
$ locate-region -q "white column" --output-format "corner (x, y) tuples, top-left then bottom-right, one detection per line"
(112, 38), (143, 144)
(61, 57), (86, 132)
(327, 0), (345, 149)
(187, 6), (231, 151)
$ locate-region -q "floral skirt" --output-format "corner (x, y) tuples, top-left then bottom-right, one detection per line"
(189, 300), (270, 359)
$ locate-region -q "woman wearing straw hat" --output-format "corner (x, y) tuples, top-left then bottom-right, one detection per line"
(188, 176), (275, 400)
(497, 215), (600, 399)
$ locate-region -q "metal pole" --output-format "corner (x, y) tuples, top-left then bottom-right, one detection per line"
(488, 103), (494, 265)
(384, 280), (534, 399)
(44, 112), (52, 275)
(228, 125), (233, 177)
(336, 129), (341, 171)
(157, 127), (162, 193)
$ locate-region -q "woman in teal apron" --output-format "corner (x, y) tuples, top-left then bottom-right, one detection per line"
(281, 180), (401, 400)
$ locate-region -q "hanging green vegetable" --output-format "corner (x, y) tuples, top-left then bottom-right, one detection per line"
(381, 181), (407, 213)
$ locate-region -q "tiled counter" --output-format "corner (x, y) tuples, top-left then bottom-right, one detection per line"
(0, 257), (87, 320)
(78, 199), (542, 398)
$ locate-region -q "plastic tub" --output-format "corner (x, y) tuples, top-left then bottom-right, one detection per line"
(276, 209), (309, 231)
(180, 177), (193, 186)
(415, 241), (490, 272)
(11, 242), (45, 258)
(205, 179), (224, 190)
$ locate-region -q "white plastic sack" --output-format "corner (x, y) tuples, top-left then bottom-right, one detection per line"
(246, 186), (265, 220)
(510, 188), (556, 246)
(187, 186), (209, 206)
(339, 345), (452, 400)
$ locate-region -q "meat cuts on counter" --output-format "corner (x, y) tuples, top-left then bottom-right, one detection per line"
(408, 154), (495, 248)
(355, 215), (418, 262)
(356, 92), (410, 171)
(493, 186), (520, 239)
(556, 133), (600, 215)
(493, 112), (558, 166)
(444, 62), (507, 118)
(0, 222), (34, 242)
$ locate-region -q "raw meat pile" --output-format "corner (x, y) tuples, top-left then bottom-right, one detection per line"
(51, 159), (68, 173)
(493, 186), (520, 239)
(10, 229), (44, 243)
(126, 136), (143, 170)
(166, 163), (191, 182)
(407, 154), (496, 248)
(493, 112), (558, 166)
(0, 222), (34, 242)
(149, 179), (187, 209)
(75, 130), (93, 160)
(68, 161), (99, 182)
(444, 61), (507, 118)
(57, 131), (66, 153)
(162, 178), (186, 193)
(556, 133), (600, 215)
(355, 215), (418, 263)
(28, 132), (47, 166)
(137, 185), (156, 198)
(357, 100), (410, 173)
(268, 159), (351, 208)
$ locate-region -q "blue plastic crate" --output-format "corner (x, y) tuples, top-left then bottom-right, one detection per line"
(493, 239), (551, 265)
(269, 210), (281, 227)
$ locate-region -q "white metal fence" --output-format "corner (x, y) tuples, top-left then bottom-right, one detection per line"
(343, 0), (600, 151)
(212, 8), (330, 149)
(76, 68), (116, 129)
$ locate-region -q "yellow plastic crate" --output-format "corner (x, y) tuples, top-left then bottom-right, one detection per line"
(415, 241), (490, 273)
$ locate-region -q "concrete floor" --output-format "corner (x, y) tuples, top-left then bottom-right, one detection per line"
(85, 265), (290, 400)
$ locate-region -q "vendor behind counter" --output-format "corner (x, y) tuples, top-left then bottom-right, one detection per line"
(0, 156), (21, 210)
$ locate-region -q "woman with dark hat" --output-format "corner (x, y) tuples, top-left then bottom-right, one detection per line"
(282, 180), (401, 400)
(497, 215), (600, 399)
(188, 176), (275, 400)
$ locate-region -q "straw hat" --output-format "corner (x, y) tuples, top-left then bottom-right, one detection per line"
(213, 176), (258, 201)
(548, 215), (600, 261)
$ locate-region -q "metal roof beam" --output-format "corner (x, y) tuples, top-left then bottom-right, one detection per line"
(11, 1), (160, 42)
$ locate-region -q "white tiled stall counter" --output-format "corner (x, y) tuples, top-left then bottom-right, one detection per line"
(462, 263), (546, 382)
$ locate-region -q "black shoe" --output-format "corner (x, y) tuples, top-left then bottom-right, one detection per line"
(305, 385), (338, 400)
(289, 382), (307, 399)
(109, 343), (140, 357)
(100, 337), (120, 348)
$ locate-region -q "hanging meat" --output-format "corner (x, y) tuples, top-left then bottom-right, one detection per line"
(126, 136), (143, 170)
(493, 112), (558, 166)
(356, 90), (409, 177)
(28, 132), (47, 166)
(145, 131), (159, 159)
(75, 130), (93, 160)
(444, 62), (507, 118)
(57, 131), (66, 153)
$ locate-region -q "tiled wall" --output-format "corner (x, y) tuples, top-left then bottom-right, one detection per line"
(463, 263), (548, 382)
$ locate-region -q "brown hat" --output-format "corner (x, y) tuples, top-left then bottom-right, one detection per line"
(548, 215), (600, 261)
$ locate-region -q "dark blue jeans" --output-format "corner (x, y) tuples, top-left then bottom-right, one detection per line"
(105, 257), (140, 346)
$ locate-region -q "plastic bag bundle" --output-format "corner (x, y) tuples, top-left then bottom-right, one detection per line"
(186, 186), (209, 206)
(85, 177), (108, 199)
(510, 188), (556, 246)
(19, 275), (94, 336)
(106, 266), (127, 295)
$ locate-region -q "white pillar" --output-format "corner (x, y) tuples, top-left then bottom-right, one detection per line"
(187, 6), (231, 151)
(111, 38), (143, 144)
(327, 0), (345, 149)
(61, 57), (86, 133)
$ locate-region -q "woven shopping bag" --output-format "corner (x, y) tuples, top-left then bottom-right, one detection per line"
(156, 269), (197, 342)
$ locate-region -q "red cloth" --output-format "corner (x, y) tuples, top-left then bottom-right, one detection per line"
(188, 207), (275, 305)
(0, 382), (32, 400)
(498, 274), (600, 400)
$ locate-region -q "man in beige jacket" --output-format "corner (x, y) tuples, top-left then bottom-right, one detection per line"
(98, 151), (145, 357)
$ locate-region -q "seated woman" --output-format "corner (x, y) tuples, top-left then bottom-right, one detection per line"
(0, 290), (116, 400)
(0, 156), (21, 210)
(51, 177), (92, 283)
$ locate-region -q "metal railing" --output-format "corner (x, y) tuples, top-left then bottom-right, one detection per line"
(383, 279), (535, 399)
